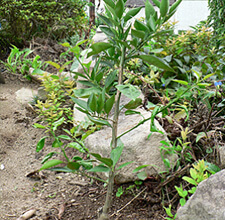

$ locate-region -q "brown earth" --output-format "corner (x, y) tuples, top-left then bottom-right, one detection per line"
(0, 69), (169, 220)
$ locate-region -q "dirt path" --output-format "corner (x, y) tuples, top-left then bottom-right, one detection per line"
(0, 73), (165, 220)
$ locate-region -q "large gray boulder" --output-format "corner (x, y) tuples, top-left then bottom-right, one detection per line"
(84, 107), (177, 184)
(176, 169), (225, 220)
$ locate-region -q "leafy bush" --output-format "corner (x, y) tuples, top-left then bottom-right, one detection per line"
(0, 0), (88, 46)
(208, 0), (225, 36)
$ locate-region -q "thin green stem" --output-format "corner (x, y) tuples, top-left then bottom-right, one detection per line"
(99, 45), (126, 220)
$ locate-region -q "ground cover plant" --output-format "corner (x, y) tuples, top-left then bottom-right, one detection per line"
(2, 0), (225, 219)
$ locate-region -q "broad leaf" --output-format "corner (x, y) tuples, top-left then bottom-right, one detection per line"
(67, 162), (80, 170)
(39, 159), (64, 171)
(36, 136), (48, 152)
(137, 171), (148, 180)
(91, 153), (113, 167)
(115, 0), (124, 19)
(145, 0), (155, 21)
(124, 7), (142, 22)
(68, 142), (86, 153)
(110, 144), (124, 167)
(139, 55), (174, 72)
(116, 84), (141, 100)
(104, 94), (115, 115)
(124, 98), (142, 109)
(87, 42), (112, 57)
(88, 165), (110, 172)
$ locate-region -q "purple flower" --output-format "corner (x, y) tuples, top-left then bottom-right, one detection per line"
(162, 83), (165, 87)
(214, 81), (222, 86)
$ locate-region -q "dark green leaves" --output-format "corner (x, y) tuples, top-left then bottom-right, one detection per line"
(39, 159), (64, 171)
(115, 0), (124, 19)
(91, 153), (113, 167)
(160, 0), (169, 17)
(124, 98), (142, 109)
(138, 55), (174, 72)
(87, 42), (112, 57)
(124, 7), (142, 22)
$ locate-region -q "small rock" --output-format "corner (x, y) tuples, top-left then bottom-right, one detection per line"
(0, 164), (5, 170)
(15, 87), (38, 105)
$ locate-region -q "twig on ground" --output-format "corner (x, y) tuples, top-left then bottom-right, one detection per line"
(110, 187), (147, 217)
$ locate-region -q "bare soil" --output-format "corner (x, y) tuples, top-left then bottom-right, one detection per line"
(0, 69), (168, 220)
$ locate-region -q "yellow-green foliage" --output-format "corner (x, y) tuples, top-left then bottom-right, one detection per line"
(35, 73), (74, 130)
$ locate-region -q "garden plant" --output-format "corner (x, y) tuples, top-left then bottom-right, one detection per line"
(2, 0), (225, 218)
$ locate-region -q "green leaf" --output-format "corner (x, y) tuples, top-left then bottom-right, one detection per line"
(103, 0), (115, 8)
(98, 14), (113, 26)
(139, 55), (174, 72)
(99, 26), (115, 38)
(196, 132), (207, 143)
(52, 139), (63, 148)
(87, 115), (112, 127)
(150, 106), (162, 133)
(152, 0), (161, 8)
(105, 70), (117, 89)
(71, 97), (89, 111)
(203, 73), (215, 80)
(115, 0), (124, 19)
(134, 20), (149, 33)
(67, 162), (80, 170)
(110, 144), (124, 167)
(180, 198), (186, 207)
(73, 87), (101, 98)
(58, 135), (72, 140)
(169, 0), (182, 14)
(116, 84), (141, 100)
(87, 42), (112, 57)
(137, 171), (148, 180)
(52, 117), (65, 131)
(205, 162), (221, 174)
(117, 161), (134, 170)
(88, 164), (110, 172)
(182, 176), (198, 186)
(104, 94), (115, 115)
(197, 83), (212, 87)
(188, 186), (196, 194)
(172, 79), (189, 86)
(88, 93), (97, 112)
(91, 153), (113, 167)
(124, 7), (142, 22)
(160, 0), (169, 17)
(39, 159), (64, 171)
(41, 152), (56, 164)
(145, 0), (155, 21)
(125, 110), (141, 116)
(133, 164), (151, 173)
(97, 93), (104, 114)
(36, 136), (48, 152)
(124, 98), (142, 109)
(45, 61), (60, 69)
(68, 142), (86, 153)
(33, 123), (46, 129)
(131, 29), (146, 39)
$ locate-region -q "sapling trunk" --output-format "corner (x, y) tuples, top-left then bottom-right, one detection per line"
(98, 46), (126, 220)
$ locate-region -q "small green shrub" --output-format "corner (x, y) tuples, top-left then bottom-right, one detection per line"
(0, 0), (88, 46)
